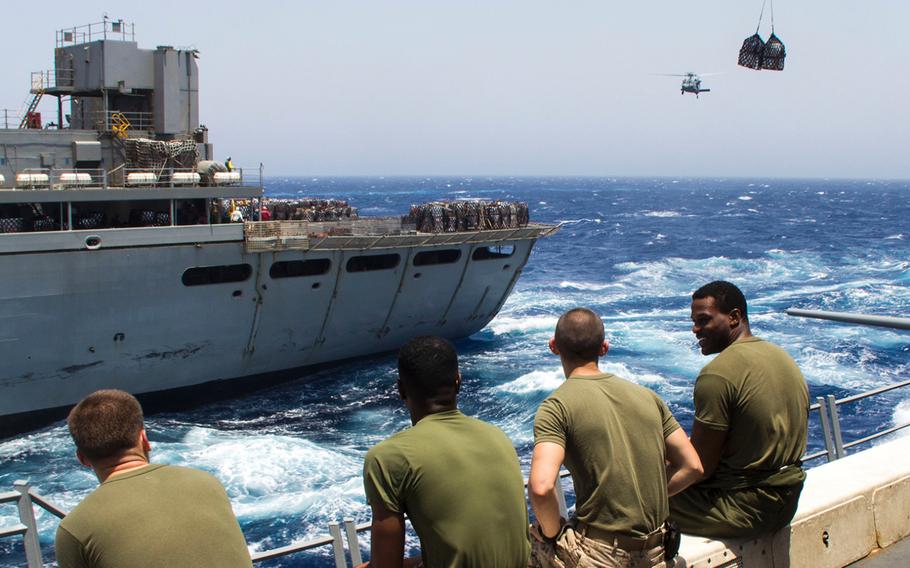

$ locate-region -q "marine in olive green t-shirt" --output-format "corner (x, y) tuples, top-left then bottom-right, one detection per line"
(363, 409), (530, 568)
(534, 372), (680, 537)
(55, 464), (252, 568)
(670, 337), (809, 537)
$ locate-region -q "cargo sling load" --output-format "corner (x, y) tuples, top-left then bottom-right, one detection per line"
(738, 0), (786, 71)
(0, 18), (558, 437)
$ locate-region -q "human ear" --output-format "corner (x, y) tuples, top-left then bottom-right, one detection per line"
(139, 429), (151, 453)
(728, 308), (742, 327)
(549, 338), (559, 355)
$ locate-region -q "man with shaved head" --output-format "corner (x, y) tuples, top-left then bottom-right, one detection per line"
(529, 308), (702, 568)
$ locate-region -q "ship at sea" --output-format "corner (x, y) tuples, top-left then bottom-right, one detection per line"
(3, 16), (910, 568)
(0, 19), (556, 437)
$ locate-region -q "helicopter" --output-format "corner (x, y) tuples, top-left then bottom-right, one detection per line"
(654, 72), (719, 98)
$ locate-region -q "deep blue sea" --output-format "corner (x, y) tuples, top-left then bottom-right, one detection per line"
(2, 176), (910, 567)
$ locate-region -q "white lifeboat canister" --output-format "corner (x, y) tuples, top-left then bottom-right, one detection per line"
(213, 171), (241, 185)
(126, 172), (158, 186)
(15, 172), (50, 188)
(172, 172), (202, 185)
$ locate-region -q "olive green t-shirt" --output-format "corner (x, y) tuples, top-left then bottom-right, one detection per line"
(694, 337), (809, 489)
(363, 409), (530, 568)
(534, 372), (680, 537)
(55, 464), (252, 568)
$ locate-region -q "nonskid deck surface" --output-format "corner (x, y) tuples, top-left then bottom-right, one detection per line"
(848, 537), (910, 567)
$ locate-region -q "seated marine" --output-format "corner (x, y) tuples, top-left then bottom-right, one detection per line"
(670, 281), (809, 538)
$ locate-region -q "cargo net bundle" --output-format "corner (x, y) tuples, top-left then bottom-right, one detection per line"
(405, 200), (530, 233)
(263, 198), (358, 222)
(123, 138), (199, 170)
(738, 33), (785, 71)
(738, 0), (786, 71)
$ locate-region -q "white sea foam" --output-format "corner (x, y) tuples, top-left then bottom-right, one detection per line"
(487, 315), (558, 335)
(557, 218), (602, 225)
(558, 280), (613, 291)
(893, 400), (910, 437)
(738, 195), (753, 201)
(642, 211), (680, 218)
(155, 427), (366, 523)
(495, 368), (564, 394)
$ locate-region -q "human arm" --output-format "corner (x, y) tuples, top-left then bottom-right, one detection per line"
(689, 420), (727, 481)
(689, 372), (733, 481)
(665, 427), (703, 495)
(55, 526), (89, 568)
(354, 501), (407, 568)
(361, 445), (418, 568)
(528, 441), (566, 539)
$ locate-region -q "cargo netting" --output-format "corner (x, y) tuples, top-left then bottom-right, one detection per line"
(761, 34), (786, 71)
(738, 0), (785, 71)
(123, 138), (198, 170)
(263, 199), (358, 222)
(405, 200), (530, 233)
(737, 34), (765, 70)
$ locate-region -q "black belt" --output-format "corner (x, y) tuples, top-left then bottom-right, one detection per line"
(576, 523), (664, 551)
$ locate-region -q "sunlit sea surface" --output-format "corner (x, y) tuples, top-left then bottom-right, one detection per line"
(3, 177), (910, 566)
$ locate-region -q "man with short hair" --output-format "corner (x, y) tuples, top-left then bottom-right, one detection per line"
(55, 389), (252, 568)
(358, 336), (530, 568)
(529, 308), (703, 568)
(669, 281), (809, 538)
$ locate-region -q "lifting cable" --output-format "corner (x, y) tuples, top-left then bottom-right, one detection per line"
(755, 0), (776, 35)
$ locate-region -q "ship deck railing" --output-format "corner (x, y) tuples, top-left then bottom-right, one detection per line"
(3, 378), (908, 567)
(29, 69), (75, 93)
(0, 165), (262, 192)
(92, 110), (155, 132)
(56, 18), (135, 48)
(0, 109), (24, 130)
(244, 220), (560, 253)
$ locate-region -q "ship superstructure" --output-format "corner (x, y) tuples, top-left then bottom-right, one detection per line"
(0, 19), (556, 436)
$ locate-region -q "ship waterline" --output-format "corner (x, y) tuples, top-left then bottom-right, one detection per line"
(0, 222), (554, 434)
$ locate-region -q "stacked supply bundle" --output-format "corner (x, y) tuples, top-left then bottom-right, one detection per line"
(405, 200), (530, 233)
(264, 198), (358, 222)
(738, 0), (786, 71)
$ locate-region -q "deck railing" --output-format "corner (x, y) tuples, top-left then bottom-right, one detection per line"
(56, 19), (135, 47)
(30, 69), (75, 92)
(804, 378), (910, 463)
(2, 381), (907, 566)
(0, 165), (263, 191)
(93, 110), (154, 133)
(789, 308), (910, 464)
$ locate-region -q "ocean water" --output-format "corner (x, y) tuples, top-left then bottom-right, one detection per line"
(2, 176), (910, 566)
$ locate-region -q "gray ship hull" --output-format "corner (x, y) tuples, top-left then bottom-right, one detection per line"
(0, 224), (546, 433)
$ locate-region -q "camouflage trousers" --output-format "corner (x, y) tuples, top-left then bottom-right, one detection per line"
(529, 524), (666, 568)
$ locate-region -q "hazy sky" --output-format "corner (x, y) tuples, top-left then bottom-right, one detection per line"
(3, 2), (908, 178)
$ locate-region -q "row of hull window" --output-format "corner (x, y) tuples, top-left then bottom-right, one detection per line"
(182, 246), (515, 286)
